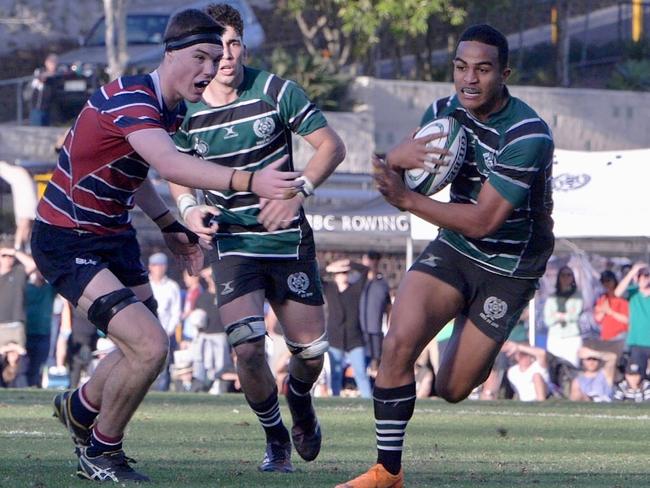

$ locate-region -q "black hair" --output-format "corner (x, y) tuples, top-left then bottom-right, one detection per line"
(458, 24), (509, 69)
(366, 251), (382, 261)
(206, 3), (244, 38)
(163, 8), (223, 47)
(555, 265), (577, 297)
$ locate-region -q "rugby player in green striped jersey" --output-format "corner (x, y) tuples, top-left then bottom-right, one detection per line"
(169, 3), (345, 474)
(338, 24), (554, 488)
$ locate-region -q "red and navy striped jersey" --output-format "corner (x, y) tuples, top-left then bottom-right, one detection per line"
(36, 71), (185, 234)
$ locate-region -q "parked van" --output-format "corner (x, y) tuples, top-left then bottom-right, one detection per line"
(55, 0), (265, 117)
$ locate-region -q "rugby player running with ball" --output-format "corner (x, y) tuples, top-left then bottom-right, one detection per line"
(337, 24), (554, 488)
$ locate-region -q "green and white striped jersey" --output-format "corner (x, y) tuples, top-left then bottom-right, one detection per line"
(422, 90), (554, 279)
(174, 67), (328, 260)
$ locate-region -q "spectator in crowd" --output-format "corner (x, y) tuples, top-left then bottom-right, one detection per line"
(148, 252), (182, 391)
(0, 162), (38, 252)
(544, 266), (584, 367)
(613, 362), (650, 402)
(24, 269), (56, 386)
(587, 270), (629, 362)
(569, 348), (616, 402)
(0, 238), (36, 349)
(181, 270), (203, 341)
(503, 341), (549, 402)
(0, 342), (27, 388)
(616, 263), (650, 377)
(191, 267), (232, 394)
(324, 259), (372, 398)
(28, 53), (59, 126)
(61, 301), (98, 389)
(359, 251), (392, 377)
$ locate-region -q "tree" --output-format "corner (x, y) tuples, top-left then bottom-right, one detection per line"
(103, 0), (129, 80)
(283, 0), (465, 75)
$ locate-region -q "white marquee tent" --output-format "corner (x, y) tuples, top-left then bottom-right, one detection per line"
(411, 148), (650, 242)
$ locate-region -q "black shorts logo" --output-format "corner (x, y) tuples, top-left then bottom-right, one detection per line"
(480, 296), (508, 328)
(287, 272), (313, 298)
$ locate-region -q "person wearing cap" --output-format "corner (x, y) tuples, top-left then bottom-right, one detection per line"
(613, 362), (650, 402)
(169, 3), (345, 473)
(148, 252), (181, 391)
(30, 8), (302, 483)
(616, 263), (650, 379)
(324, 259), (372, 400)
(569, 347), (616, 402)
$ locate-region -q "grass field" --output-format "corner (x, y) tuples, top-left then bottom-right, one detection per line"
(1, 390), (650, 487)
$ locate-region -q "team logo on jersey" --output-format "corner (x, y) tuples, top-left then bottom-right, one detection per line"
(480, 296), (508, 328)
(287, 272), (312, 298)
(418, 254), (441, 268)
(253, 117), (275, 140)
(75, 257), (98, 265)
(193, 138), (209, 156)
(220, 281), (235, 296)
(223, 126), (239, 140)
(553, 173), (591, 192)
(482, 151), (496, 170)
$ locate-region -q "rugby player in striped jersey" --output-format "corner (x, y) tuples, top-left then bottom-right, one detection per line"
(170, 3), (345, 474)
(31, 9), (301, 483)
(338, 24), (554, 488)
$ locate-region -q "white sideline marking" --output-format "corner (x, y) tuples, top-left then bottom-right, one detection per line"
(416, 408), (650, 421)
(0, 430), (64, 437)
(327, 405), (650, 421)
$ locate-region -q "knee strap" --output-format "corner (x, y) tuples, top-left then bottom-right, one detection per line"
(143, 295), (158, 318)
(87, 288), (138, 334)
(225, 316), (266, 347)
(285, 332), (329, 359)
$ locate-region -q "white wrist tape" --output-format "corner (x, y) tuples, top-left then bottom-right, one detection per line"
(176, 193), (198, 221)
(296, 175), (315, 198)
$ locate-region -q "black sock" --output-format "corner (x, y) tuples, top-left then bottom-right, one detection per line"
(247, 389), (290, 445)
(287, 375), (314, 424)
(374, 382), (416, 475)
(86, 427), (123, 457)
(69, 386), (99, 428)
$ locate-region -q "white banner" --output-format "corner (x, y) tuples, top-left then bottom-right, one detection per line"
(411, 148), (650, 241)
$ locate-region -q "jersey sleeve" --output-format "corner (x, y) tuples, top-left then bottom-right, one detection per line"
(173, 125), (193, 154)
(276, 80), (327, 136)
(420, 104), (435, 126)
(97, 90), (166, 139)
(488, 129), (554, 208)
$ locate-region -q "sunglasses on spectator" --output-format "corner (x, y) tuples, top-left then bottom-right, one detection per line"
(639, 270), (650, 278)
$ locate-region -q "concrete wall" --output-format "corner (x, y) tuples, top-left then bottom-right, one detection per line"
(349, 77), (650, 154)
(2, 77), (648, 170)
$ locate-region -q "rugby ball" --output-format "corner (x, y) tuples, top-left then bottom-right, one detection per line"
(403, 117), (467, 196)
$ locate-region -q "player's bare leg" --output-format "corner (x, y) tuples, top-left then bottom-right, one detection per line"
(338, 272), (501, 488)
(220, 291), (294, 472)
(273, 300), (326, 461)
(58, 269), (167, 482)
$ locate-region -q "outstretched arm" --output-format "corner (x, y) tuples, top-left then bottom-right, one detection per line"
(128, 128), (302, 199)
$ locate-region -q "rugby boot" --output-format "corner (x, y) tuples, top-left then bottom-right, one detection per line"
(287, 394), (322, 461)
(53, 390), (92, 452)
(258, 441), (295, 473)
(335, 464), (404, 488)
(77, 448), (150, 482)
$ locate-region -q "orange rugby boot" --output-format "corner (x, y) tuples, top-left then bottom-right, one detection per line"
(335, 464), (404, 488)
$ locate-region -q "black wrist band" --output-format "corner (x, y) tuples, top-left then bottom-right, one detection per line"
(228, 169), (236, 191)
(161, 220), (199, 244)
